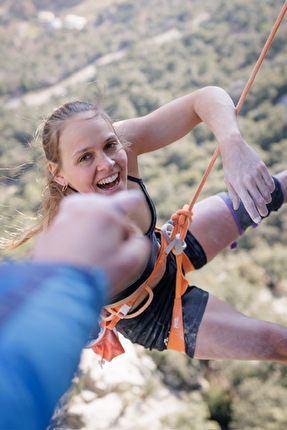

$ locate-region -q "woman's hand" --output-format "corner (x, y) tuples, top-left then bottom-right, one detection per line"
(33, 191), (151, 297)
(220, 135), (275, 223)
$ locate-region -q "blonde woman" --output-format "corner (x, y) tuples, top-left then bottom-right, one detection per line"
(18, 86), (287, 363)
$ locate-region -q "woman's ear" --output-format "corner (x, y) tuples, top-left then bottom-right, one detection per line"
(48, 162), (67, 187)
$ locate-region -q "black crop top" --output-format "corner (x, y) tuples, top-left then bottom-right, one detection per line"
(107, 176), (159, 304)
(127, 175), (157, 236)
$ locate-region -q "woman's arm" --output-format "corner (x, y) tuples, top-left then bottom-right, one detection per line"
(115, 87), (241, 153)
(0, 263), (107, 430)
(115, 86), (274, 223)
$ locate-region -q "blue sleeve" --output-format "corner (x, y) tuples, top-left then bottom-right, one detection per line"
(0, 262), (107, 430)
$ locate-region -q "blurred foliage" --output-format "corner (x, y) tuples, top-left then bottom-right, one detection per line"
(1, 0), (287, 428)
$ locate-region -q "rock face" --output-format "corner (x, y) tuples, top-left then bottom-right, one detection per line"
(54, 335), (221, 430)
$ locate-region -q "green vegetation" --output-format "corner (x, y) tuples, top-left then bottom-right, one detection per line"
(1, 0), (287, 428)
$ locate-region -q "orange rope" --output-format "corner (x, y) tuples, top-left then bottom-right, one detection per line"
(188, 0), (287, 213)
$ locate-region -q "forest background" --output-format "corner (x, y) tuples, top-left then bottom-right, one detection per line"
(1, 0), (287, 429)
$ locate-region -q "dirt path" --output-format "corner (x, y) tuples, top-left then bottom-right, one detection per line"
(3, 13), (209, 109)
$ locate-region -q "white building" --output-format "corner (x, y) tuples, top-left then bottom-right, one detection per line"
(64, 14), (87, 30)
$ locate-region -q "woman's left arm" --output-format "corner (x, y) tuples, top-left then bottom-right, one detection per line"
(115, 86), (274, 223)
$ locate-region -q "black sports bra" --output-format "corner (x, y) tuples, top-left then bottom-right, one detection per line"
(106, 176), (159, 304)
(127, 175), (157, 236)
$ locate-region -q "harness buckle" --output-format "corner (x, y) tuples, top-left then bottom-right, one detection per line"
(116, 304), (131, 318)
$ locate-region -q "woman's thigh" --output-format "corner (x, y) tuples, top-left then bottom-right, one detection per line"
(189, 195), (239, 262)
(194, 294), (287, 363)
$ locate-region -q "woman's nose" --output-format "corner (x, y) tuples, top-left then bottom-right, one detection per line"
(97, 154), (116, 171)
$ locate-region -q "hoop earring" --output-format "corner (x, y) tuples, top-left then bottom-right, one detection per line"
(62, 184), (68, 194)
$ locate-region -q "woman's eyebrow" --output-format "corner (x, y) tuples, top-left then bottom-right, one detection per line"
(72, 146), (94, 159)
(72, 134), (117, 158)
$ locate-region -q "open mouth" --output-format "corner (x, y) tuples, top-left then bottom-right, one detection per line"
(97, 173), (119, 191)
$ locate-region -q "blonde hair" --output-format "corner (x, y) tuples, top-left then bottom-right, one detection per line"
(11, 100), (123, 248)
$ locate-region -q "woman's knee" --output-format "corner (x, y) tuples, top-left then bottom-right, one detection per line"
(237, 320), (287, 363)
(194, 296), (287, 362)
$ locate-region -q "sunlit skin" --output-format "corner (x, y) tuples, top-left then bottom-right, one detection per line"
(49, 113), (154, 238)
(49, 114), (128, 196)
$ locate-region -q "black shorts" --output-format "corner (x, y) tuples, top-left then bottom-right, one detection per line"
(117, 230), (209, 358)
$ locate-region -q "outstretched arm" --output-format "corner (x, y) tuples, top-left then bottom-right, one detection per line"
(0, 191), (150, 430)
(115, 86), (274, 223)
(0, 263), (107, 430)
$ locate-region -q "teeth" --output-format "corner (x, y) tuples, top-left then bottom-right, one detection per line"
(98, 173), (118, 186)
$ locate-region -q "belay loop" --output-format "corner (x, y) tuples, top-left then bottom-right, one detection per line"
(163, 204), (194, 353)
(162, 204), (193, 255)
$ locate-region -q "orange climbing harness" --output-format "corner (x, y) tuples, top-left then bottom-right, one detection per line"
(86, 1), (287, 364)
(87, 207), (195, 362)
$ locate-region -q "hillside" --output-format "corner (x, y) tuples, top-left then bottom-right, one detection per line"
(1, 0), (287, 428)
(1, 0), (287, 237)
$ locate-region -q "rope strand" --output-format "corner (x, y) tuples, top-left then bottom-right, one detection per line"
(188, 0), (287, 213)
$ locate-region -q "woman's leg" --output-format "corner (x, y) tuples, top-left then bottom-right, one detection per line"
(190, 195), (239, 262)
(194, 294), (287, 364)
(189, 171), (287, 263)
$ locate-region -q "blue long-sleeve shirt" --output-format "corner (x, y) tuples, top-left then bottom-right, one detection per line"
(0, 262), (107, 430)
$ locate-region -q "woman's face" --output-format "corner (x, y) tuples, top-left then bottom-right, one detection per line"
(51, 114), (128, 195)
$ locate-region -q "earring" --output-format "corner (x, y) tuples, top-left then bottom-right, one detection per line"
(62, 184), (68, 194)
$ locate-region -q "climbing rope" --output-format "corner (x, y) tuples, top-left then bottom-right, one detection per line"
(186, 0), (287, 217)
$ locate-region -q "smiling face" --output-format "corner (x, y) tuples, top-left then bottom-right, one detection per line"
(50, 113), (128, 195)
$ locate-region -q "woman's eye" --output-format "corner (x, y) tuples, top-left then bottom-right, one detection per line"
(79, 153), (92, 163)
(105, 141), (118, 151)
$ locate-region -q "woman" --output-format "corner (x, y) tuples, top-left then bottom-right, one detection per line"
(22, 86), (287, 363)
